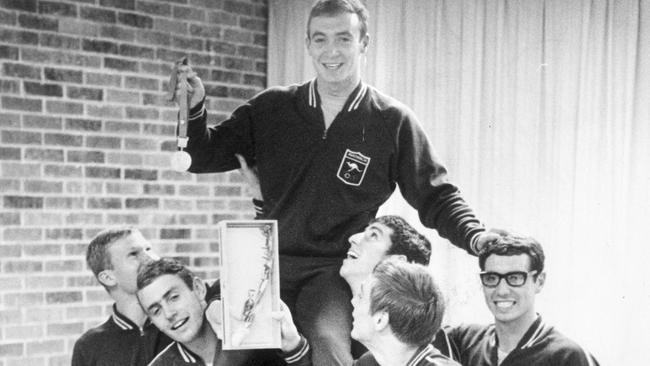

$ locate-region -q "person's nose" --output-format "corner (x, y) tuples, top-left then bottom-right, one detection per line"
(139, 249), (159, 263)
(162, 304), (177, 321)
(324, 40), (339, 56)
(144, 249), (159, 261)
(495, 278), (511, 296)
(348, 232), (362, 246)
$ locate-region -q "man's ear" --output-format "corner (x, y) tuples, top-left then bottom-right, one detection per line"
(97, 270), (116, 288)
(535, 272), (546, 293)
(374, 311), (389, 332)
(387, 254), (407, 263)
(193, 277), (207, 301)
(360, 34), (370, 53)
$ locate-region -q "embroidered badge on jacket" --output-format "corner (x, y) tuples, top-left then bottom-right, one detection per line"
(337, 149), (370, 186)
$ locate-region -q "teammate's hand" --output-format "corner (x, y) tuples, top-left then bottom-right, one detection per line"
(235, 154), (262, 201)
(474, 228), (509, 253)
(271, 300), (302, 353)
(205, 299), (224, 340)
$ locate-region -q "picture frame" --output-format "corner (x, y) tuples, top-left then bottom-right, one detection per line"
(213, 220), (281, 350)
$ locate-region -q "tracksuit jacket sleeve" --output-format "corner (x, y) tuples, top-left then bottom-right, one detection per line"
(185, 99), (256, 174)
(279, 335), (312, 366)
(70, 345), (87, 366)
(395, 113), (484, 255)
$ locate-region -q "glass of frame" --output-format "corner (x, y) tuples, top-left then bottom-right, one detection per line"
(214, 220), (281, 350)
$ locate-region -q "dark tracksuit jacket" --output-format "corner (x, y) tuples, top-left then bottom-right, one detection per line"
(445, 316), (600, 366)
(353, 344), (461, 366)
(71, 304), (172, 366)
(186, 79), (484, 260)
(148, 336), (310, 366)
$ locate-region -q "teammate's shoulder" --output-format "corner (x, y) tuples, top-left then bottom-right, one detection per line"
(545, 327), (598, 359)
(365, 85), (410, 112)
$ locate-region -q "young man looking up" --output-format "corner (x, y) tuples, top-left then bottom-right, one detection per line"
(446, 233), (600, 366)
(351, 259), (459, 366)
(72, 228), (170, 366)
(136, 258), (311, 366)
(340, 215), (432, 296)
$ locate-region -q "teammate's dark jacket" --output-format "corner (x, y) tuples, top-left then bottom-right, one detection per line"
(147, 336), (310, 366)
(353, 344), (461, 366)
(71, 304), (172, 366)
(186, 80), (484, 257)
(444, 316), (600, 366)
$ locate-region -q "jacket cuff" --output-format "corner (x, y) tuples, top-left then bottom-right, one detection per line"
(189, 97), (206, 120)
(281, 335), (310, 364)
(252, 199), (264, 217)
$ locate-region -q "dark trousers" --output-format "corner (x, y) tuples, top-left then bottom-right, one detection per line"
(280, 255), (364, 366)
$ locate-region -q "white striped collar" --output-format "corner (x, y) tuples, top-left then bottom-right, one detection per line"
(308, 78), (317, 108)
(111, 305), (134, 330)
(492, 315), (547, 350)
(347, 83), (367, 111)
(148, 343), (175, 366)
(407, 344), (435, 366)
(177, 342), (198, 363)
(521, 318), (546, 349)
(308, 79), (368, 112)
(441, 329), (454, 358)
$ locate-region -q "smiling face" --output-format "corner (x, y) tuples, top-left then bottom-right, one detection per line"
(340, 222), (393, 290)
(482, 254), (545, 327)
(104, 232), (158, 295)
(306, 12), (368, 92)
(137, 274), (207, 344)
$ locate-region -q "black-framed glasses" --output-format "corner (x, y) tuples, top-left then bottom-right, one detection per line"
(479, 271), (537, 288)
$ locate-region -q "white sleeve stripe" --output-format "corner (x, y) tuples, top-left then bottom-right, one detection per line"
(285, 341), (310, 363)
(189, 106), (205, 120)
(470, 233), (480, 254)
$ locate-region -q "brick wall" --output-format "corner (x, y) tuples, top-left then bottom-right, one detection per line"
(0, 0), (268, 364)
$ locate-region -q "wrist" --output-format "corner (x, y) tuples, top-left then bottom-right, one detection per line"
(282, 333), (301, 353)
(281, 335), (309, 364)
(189, 96), (205, 118)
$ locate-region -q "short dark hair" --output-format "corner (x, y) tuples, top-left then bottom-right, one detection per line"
(307, 0), (369, 39)
(369, 258), (444, 347)
(137, 257), (195, 291)
(478, 232), (545, 273)
(86, 227), (139, 277)
(371, 215), (431, 265)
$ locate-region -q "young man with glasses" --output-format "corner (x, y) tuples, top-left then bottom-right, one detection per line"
(444, 233), (600, 366)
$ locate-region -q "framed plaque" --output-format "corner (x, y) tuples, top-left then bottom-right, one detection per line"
(215, 220), (281, 350)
